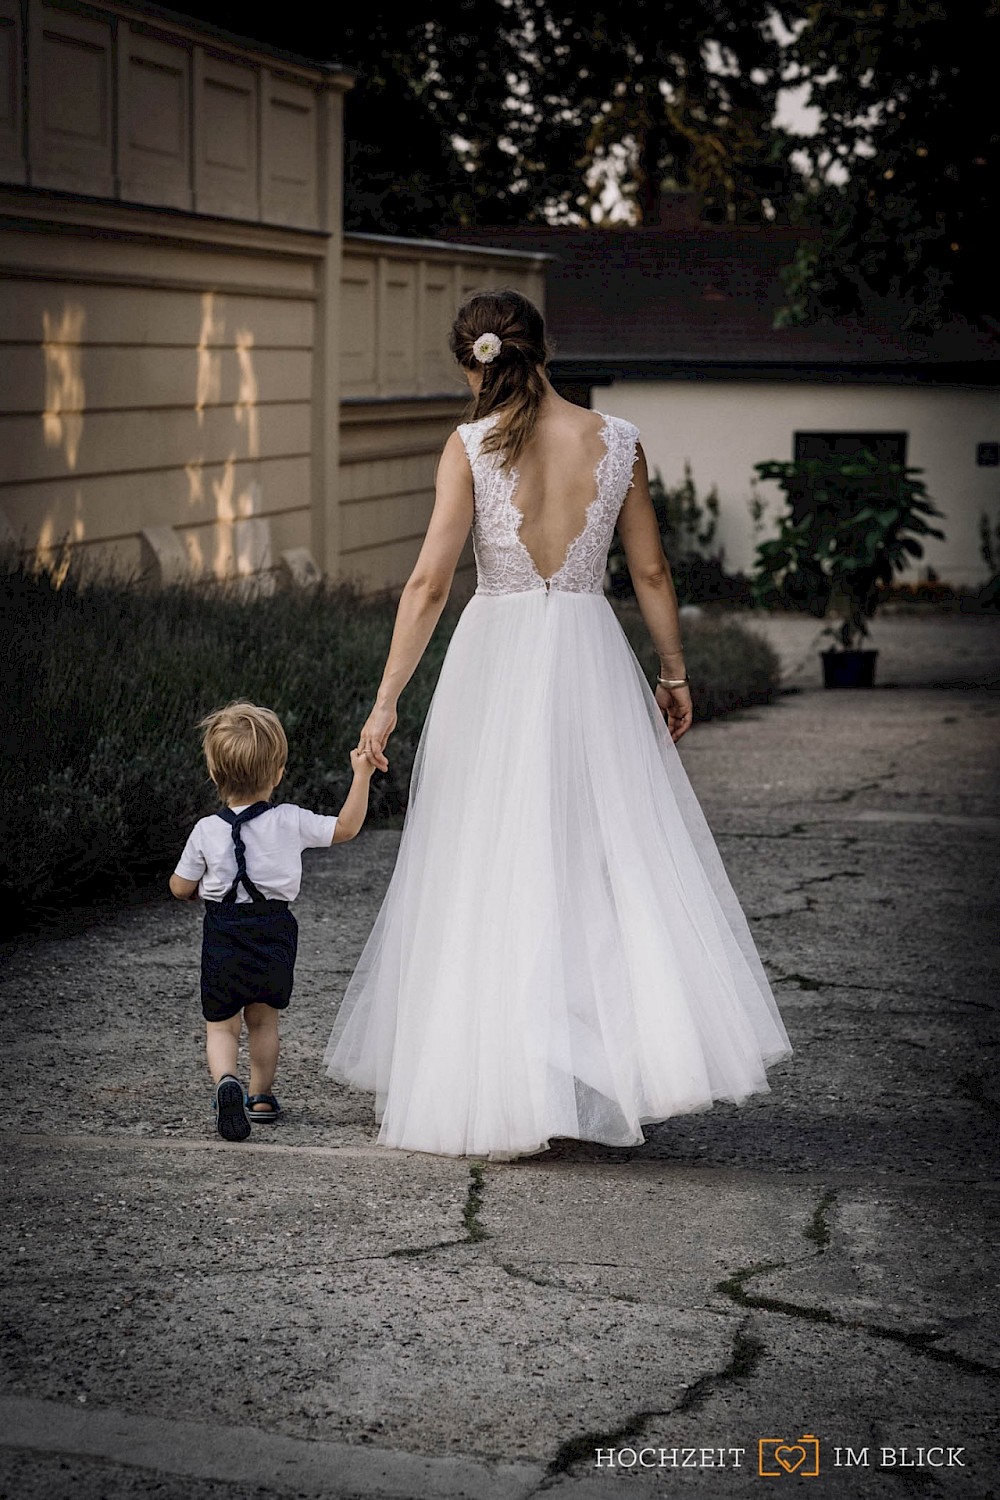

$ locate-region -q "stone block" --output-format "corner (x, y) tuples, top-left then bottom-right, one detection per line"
(277, 547), (322, 589)
(139, 525), (191, 587)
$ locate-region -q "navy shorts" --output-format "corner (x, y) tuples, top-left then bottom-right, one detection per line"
(200, 899), (299, 1023)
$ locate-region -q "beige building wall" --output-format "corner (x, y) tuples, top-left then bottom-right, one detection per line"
(0, 0), (350, 583)
(0, 200), (328, 582)
(599, 381), (1000, 588)
(0, 0), (547, 594)
(339, 235), (547, 593)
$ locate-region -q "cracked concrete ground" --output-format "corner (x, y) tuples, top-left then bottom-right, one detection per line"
(2, 613), (999, 1499)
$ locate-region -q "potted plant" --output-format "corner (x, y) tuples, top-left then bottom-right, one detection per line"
(750, 448), (946, 687)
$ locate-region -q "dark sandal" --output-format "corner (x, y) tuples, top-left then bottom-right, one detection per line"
(214, 1075), (250, 1142)
(246, 1092), (282, 1124)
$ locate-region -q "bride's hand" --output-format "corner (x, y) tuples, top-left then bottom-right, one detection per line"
(655, 683), (693, 743)
(357, 701), (397, 772)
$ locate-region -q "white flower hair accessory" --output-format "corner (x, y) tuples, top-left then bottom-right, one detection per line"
(472, 332), (503, 365)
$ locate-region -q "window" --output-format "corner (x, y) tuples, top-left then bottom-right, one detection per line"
(794, 431), (908, 463)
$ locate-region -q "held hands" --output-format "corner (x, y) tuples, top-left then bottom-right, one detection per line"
(356, 700), (397, 773)
(350, 746), (381, 778)
(655, 682), (693, 743)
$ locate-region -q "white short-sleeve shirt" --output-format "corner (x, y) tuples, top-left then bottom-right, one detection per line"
(173, 802), (338, 904)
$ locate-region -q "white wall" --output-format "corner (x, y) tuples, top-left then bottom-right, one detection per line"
(599, 381), (1000, 587)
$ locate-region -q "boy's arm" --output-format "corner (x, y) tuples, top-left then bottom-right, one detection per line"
(171, 827), (205, 899)
(332, 751), (378, 843)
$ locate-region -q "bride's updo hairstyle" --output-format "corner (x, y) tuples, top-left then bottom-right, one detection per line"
(448, 288), (550, 468)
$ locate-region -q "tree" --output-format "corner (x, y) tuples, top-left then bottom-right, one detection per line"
(166, 1), (800, 231)
(771, 1), (998, 332)
(167, 2), (996, 329)
(533, 2), (800, 225)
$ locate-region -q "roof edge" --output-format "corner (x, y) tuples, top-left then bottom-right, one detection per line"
(106, 0), (355, 85)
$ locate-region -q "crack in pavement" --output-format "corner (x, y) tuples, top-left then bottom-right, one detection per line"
(388, 1164), (491, 1259)
(521, 1187), (998, 1491)
(754, 869), (866, 922)
(498, 1260), (642, 1304)
(717, 823), (814, 840)
(522, 1320), (766, 1493)
(813, 778), (896, 805)
(715, 1189), (1000, 1380)
(771, 971), (997, 1012)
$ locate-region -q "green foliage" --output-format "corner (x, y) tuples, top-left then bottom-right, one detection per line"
(1, 561), (779, 932)
(773, 1), (996, 330)
(750, 449), (946, 648)
(977, 507), (1000, 611)
(607, 463), (751, 605)
(149, 1), (995, 330)
(0, 567), (456, 932)
(171, 0), (797, 231)
(980, 507), (1000, 575)
(614, 603), (781, 720)
(607, 462), (718, 588)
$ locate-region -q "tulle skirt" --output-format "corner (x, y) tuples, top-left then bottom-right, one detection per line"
(323, 589), (793, 1160)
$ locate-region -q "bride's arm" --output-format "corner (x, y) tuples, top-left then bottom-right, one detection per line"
(357, 431), (474, 769)
(615, 442), (693, 741)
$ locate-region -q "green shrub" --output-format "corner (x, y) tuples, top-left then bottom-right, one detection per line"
(1, 563), (779, 933)
(611, 602), (781, 719)
(606, 463), (753, 606)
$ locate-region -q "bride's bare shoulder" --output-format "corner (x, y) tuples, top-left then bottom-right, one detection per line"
(537, 400), (638, 444)
(537, 398), (600, 433)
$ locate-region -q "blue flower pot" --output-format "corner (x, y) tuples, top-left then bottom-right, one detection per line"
(821, 648), (878, 688)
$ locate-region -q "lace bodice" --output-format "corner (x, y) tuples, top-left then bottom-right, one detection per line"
(457, 411), (641, 596)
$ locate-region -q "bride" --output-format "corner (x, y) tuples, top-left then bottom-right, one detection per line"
(323, 287), (793, 1161)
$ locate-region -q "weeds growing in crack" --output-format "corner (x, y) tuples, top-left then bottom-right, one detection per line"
(804, 1188), (837, 1249)
(676, 1323), (767, 1413)
(715, 1189), (1000, 1378)
(386, 1241), (466, 1260)
(387, 1162), (491, 1258)
(533, 1318), (765, 1487)
(463, 1162), (490, 1242)
(538, 1411), (672, 1483)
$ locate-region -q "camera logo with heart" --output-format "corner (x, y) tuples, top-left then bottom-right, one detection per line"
(759, 1434), (821, 1477)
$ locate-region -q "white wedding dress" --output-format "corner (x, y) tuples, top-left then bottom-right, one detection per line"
(323, 411), (793, 1160)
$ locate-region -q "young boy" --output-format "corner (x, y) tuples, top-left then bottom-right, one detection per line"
(169, 700), (378, 1142)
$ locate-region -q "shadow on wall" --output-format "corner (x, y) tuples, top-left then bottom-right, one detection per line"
(42, 305), (85, 471)
(186, 290), (269, 585)
(35, 305), (87, 583)
(27, 291), (270, 589)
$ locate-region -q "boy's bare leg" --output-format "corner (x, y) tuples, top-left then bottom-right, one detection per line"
(245, 1003), (280, 1109)
(205, 1013), (242, 1084)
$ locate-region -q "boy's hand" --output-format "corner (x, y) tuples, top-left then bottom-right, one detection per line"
(358, 703), (395, 773)
(351, 746), (381, 777)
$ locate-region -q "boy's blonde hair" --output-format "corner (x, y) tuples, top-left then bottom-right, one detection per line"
(197, 700), (287, 803)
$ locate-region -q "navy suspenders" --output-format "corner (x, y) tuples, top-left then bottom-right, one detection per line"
(215, 802), (278, 905)
(202, 802), (297, 1020)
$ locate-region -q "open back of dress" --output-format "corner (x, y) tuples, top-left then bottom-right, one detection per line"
(500, 408), (613, 583)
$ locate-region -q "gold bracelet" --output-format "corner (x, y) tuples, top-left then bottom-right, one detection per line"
(657, 673), (690, 688)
